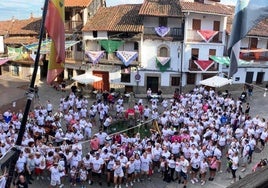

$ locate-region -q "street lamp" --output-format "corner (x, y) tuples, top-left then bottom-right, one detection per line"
(178, 42), (183, 94)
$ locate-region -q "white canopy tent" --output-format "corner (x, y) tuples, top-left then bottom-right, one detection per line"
(72, 73), (102, 84)
(199, 75), (232, 88)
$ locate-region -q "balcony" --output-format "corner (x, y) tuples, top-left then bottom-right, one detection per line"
(240, 50), (268, 61)
(188, 60), (219, 72)
(65, 50), (84, 62)
(143, 27), (184, 40)
(186, 29), (223, 43)
(65, 20), (83, 32)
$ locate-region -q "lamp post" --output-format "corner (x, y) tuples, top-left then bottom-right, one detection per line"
(178, 42), (183, 94)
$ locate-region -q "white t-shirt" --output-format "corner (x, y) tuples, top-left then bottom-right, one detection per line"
(179, 159), (189, 173)
(140, 156), (151, 171)
(92, 157), (104, 173)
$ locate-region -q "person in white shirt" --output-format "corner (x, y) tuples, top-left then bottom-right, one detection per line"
(260, 128), (268, 150)
(49, 162), (64, 188)
(113, 160), (124, 188)
(190, 152), (201, 184)
(200, 158), (209, 185)
(125, 157), (135, 187)
(140, 152), (152, 181)
(91, 153), (104, 186)
(230, 151), (239, 184)
(178, 155), (189, 188)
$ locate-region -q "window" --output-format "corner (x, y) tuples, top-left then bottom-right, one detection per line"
(121, 67), (130, 83)
(93, 31), (97, 38)
(159, 17), (167, 27)
(209, 49), (216, 56)
(191, 48), (199, 60)
(159, 47), (168, 57)
(76, 41), (83, 52)
(12, 64), (19, 76)
(171, 76), (180, 86)
(249, 38), (258, 49)
(192, 19), (201, 30)
(134, 42), (139, 51)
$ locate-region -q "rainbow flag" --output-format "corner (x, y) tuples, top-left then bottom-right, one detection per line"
(45, 0), (65, 84)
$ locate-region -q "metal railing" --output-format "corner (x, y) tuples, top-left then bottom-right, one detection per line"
(144, 27), (184, 38)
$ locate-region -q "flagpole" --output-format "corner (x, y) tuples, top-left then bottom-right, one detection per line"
(5, 0), (49, 187)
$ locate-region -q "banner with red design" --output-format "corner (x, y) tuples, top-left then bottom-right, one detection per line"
(194, 60), (214, 71)
(197, 30), (218, 43)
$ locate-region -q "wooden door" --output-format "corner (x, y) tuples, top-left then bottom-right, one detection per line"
(187, 73), (196, 84)
(245, 72), (254, 84)
(93, 71), (109, 92)
(192, 19), (201, 30)
(256, 72), (264, 84)
(212, 21), (220, 42)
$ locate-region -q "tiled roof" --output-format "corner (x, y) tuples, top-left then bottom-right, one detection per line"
(65, 0), (92, 7)
(4, 37), (38, 45)
(0, 17), (41, 36)
(180, 1), (232, 15)
(139, 0), (183, 17)
(83, 4), (143, 32)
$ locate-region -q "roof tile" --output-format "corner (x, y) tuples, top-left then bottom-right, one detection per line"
(139, 0), (183, 17)
(180, 1), (232, 15)
(83, 4), (143, 32)
(65, 0), (92, 7)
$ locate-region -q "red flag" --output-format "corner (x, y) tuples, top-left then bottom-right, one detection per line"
(45, 0), (65, 84)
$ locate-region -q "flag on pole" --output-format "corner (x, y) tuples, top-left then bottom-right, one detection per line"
(228, 0), (268, 78)
(45, 0), (65, 84)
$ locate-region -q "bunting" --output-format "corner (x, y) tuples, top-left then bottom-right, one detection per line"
(85, 51), (104, 65)
(0, 58), (9, 66)
(7, 46), (24, 60)
(156, 57), (170, 72)
(194, 60), (214, 71)
(99, 40), (124, 54)
(197, 30), (218, 43)
(116, 51), (138, 66)
(155, 26), (170, 37)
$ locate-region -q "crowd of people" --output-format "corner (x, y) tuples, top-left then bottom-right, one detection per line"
(0, 85), (267, 188)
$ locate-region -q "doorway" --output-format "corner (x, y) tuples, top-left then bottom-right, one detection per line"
(256, 72), (264, 84)
(93, 71), (109, 92)
(245, 72), (254, 84)
(147, 76), (159, 93)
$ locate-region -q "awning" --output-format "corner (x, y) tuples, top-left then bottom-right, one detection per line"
(72, 73), (102, 84)
(23, 40), (80, 54)
(199, 75), (232, 88)
(209, 56), (252, 65)
(194, 60), (214, 71)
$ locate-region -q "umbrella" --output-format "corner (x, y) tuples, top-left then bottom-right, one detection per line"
(199, 75), (232, 88)
(72, 73), (102, 84)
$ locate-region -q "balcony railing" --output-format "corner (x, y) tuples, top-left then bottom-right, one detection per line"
(240, 51), (268, 61)
(188, 60), (219, 72)
(143, 27), (184, 39)
(65, 20), (83, 32)
(186, 29), (223, 43)
(65, 50), (84, 61)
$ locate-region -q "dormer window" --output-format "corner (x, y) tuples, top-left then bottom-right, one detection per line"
(159, 17), (167, 27)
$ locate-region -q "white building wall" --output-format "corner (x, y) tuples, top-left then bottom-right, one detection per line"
(83, 31), (108, 40)
(186, 13), (223, 30)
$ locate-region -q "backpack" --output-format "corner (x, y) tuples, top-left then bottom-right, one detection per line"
(247, 145), (254, 156)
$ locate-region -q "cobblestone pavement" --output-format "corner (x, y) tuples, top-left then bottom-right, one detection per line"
(1, 75), (268, 188)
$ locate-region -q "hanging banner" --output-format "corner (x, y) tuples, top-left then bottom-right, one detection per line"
(7, 46), (24, 60)
(194, 60), (214, 71)
(99, 40), (124, 54)
(197, 30), (218, 43)
(116, 51), (138, 66)
(0, 58), (9, 65)
(85, 51), (105, 64)
(156, 57), (171, 72)
(155, 26), (170, 37)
